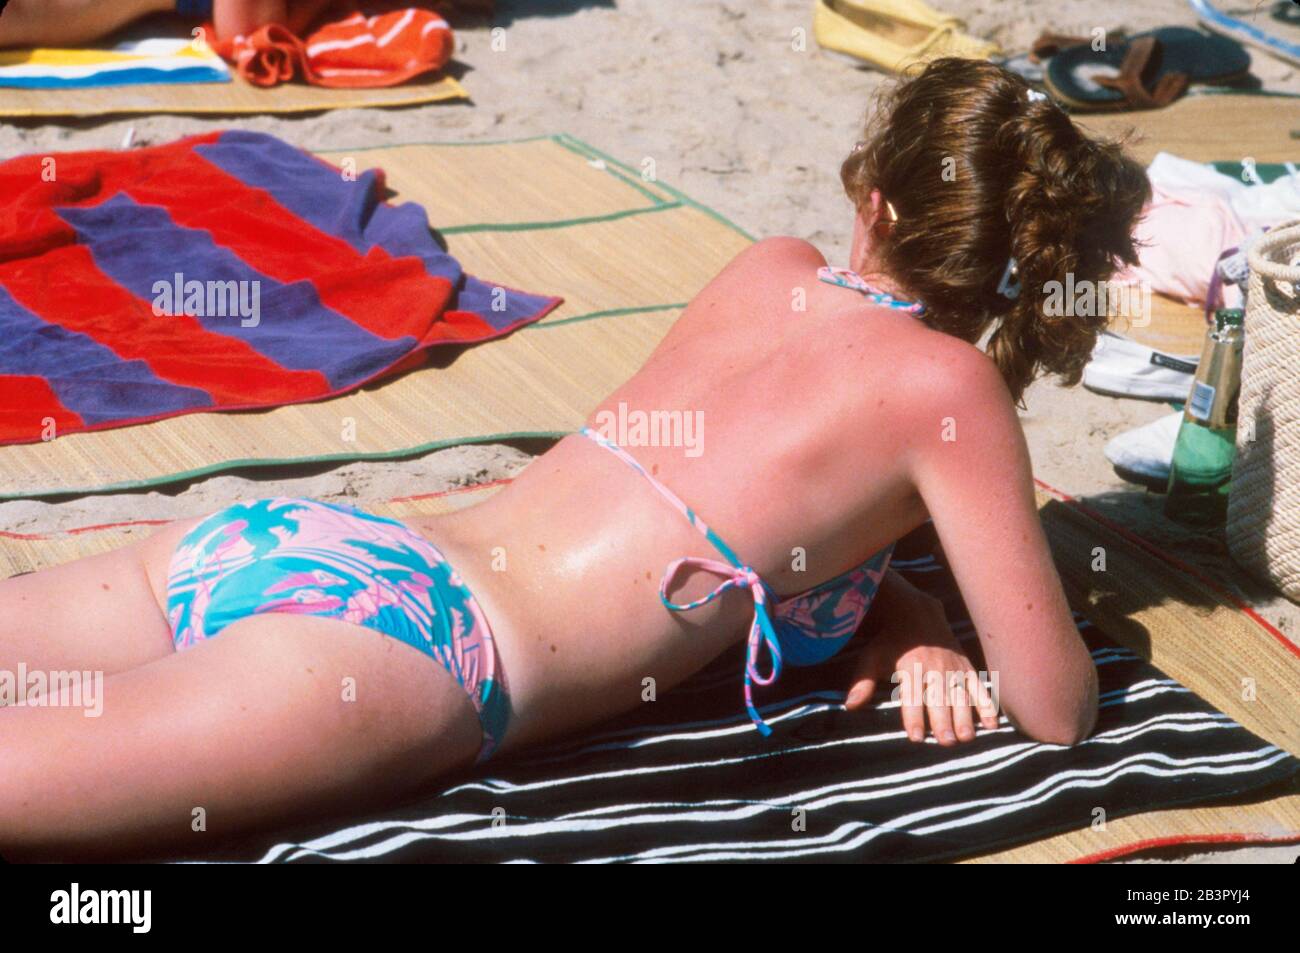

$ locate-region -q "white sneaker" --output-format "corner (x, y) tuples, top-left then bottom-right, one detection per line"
(1104, 410), (1184, 486)
(1083, 332), (1199, 401)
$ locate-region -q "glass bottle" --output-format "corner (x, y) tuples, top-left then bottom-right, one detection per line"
(1164, 308), (1245, 525)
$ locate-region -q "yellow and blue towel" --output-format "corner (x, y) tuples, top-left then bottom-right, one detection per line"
(0, 38), (230, 89)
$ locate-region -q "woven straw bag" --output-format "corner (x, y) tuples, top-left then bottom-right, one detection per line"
(1227, 221), (1300, 601)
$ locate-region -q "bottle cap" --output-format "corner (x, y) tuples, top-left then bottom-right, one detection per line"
(1214, 308), (1244, 330)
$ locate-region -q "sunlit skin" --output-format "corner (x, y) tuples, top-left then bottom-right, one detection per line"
(0, 197), (1098, 860)
(0, 0), (326, 48)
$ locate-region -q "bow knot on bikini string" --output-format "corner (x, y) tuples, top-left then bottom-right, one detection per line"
(658, 556), (784, 736)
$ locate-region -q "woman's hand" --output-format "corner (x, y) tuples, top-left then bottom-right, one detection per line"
(844, 570), (999, 746)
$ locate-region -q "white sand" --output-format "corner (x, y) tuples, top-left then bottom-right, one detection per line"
(1, 0), (1296, 863)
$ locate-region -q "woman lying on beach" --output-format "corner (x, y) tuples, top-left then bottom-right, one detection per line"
(0, 1), (327, 48)
(0, 58), (1149, 860)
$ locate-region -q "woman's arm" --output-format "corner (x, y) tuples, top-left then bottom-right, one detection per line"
(847, 568), (1000, 745)
(903, 344), (1098, 746)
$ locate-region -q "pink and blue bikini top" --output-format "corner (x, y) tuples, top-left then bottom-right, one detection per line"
(816, 265), (925, 314)
(580, 426), (894, 737)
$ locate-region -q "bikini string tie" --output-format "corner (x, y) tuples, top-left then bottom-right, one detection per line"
(659, 556), (783, 735)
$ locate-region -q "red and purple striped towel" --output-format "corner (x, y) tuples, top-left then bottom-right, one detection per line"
(0, 130), (560, 445)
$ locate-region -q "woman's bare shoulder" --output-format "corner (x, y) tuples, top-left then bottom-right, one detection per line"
(704, 236), (828, 295)
(743, 235), (828, 265)
(893, 322), (1007, 404)
(857, 319), (1018, 461)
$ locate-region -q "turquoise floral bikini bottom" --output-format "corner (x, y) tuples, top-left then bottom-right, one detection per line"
(165, 497), (509, 761)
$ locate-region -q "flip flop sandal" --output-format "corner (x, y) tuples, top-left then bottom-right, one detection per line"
(813, 0), (1000, 74)
(1028, 29), (1128, 64)
(1044, 26), (1250, 112)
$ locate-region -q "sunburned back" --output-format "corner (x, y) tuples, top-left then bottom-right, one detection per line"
(600, 242), (928, 582)
(427, 238), (945, 748)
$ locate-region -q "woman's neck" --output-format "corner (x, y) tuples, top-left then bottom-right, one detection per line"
(848, 257), (915, 305)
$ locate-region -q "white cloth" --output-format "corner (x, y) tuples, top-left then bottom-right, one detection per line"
(1118, 152), (1300, 309)
(1082, 331), (1198, 401)
(1146, 153), (1300, 232)
(1105, 410), (1184, 484)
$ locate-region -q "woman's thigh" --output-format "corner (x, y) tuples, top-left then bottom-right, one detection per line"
(0, 611), (483, 860)
(0, 518), (201, 692)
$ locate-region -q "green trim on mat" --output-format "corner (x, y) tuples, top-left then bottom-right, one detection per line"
(585, 162), (671, 207)
(1188, 88), (1300, 100)
(441, 201), (683, 235)
(547, 135), (675, 206)
(321, 133), (757, 239)
(321, 133), (676, 211)
(0, 430), (572, 502)
(323, 134), (559, 151)
(528, 303), (688, 328)
(554, 133), (758, 242)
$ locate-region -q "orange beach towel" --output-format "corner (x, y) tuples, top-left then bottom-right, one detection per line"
(208, 5), (454, 88)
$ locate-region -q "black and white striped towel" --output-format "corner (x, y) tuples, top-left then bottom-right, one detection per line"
(191, 524), (1298, 863)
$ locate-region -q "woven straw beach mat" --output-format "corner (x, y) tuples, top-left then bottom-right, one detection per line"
(1228, 221), (1300, 601)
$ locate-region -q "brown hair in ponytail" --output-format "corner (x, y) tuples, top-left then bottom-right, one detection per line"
(839, 57), (1151, 404)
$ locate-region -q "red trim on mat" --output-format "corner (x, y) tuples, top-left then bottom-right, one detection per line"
(388, 476), (515, 504)
(0, 478), (518, 541)
(1033, 473), (1300, 863)
(1033, 475), (1300, 661)
(0, 519), (172, 540)
(1070, 831), (1300, 864)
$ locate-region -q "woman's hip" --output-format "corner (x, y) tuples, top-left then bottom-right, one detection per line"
(163, 497), (511, 762)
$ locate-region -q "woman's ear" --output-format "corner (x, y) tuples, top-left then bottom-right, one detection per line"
(849, 189), (884, 272)
(867, 188), (884, 219)
(849, 208), (869, 273)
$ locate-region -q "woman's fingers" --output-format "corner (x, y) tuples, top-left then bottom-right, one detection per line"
(971, 669), (1001, 730)
(924, 680), (958, 746)
(945, 670), (976, 742)
(865, 643), (1001, 744)
(902, 653), (999, 745)
(900, 697), (927, 743)
(844, 675), (876, 711)
(845, 632), (894, 711)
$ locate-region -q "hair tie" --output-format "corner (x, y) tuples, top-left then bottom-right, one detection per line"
(997, 257), (1022, 300)
(1000, 91), (1048, 301)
